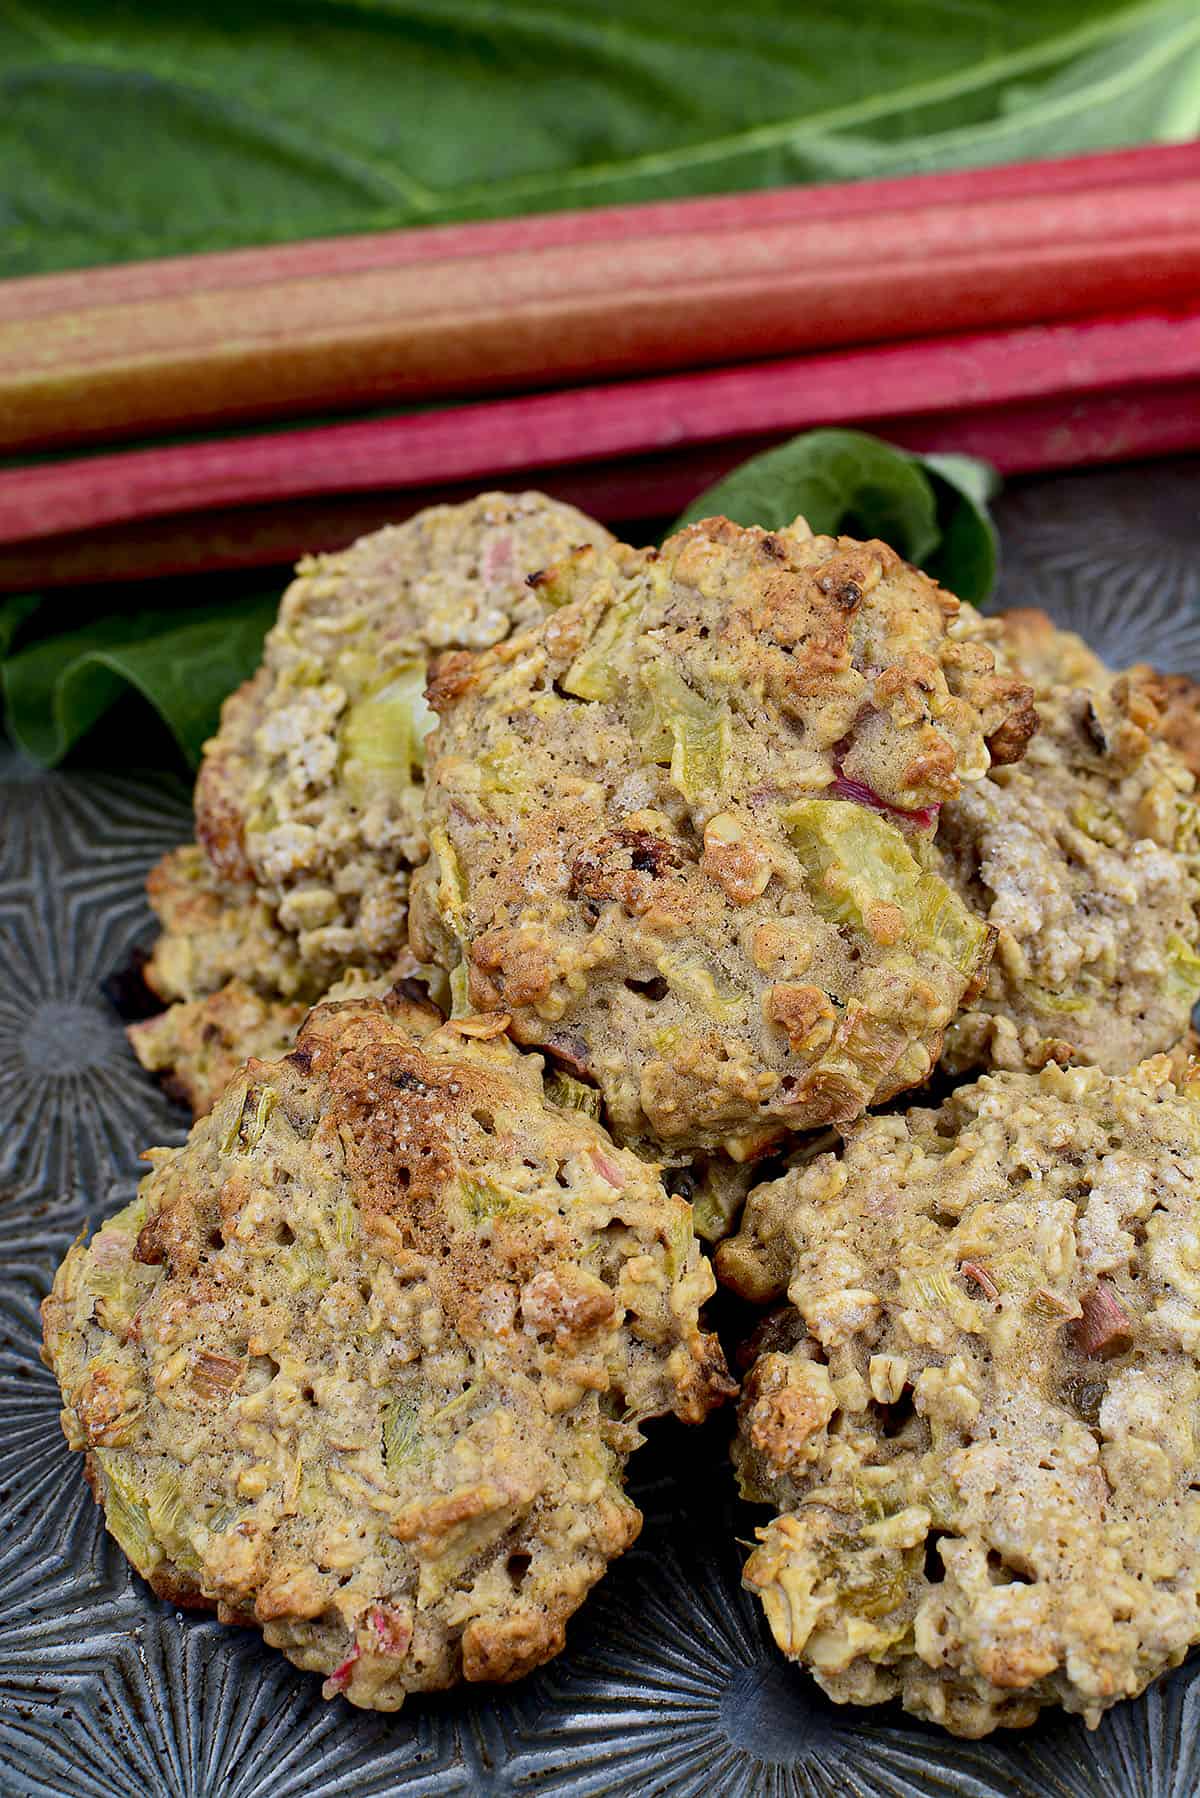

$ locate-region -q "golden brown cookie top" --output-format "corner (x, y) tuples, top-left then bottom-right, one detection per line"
(414, 517), (1034, 1154)
(44, 989), (728, 1711)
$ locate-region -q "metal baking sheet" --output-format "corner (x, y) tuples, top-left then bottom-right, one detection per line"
(3, 458), (1199, 1797)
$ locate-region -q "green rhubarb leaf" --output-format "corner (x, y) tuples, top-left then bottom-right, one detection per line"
(2, 596), (277, 766)
(921, 452), (1001, 605)
(0, 1), (1196, 275)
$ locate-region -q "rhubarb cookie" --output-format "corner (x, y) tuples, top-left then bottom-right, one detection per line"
(137, 492), (613, 1111)
(938, 610), (1200, 1075)
(44, 990), (730, 1711)
(412, 515), (1035, 1156)
(717, 1055), (1200, 1737)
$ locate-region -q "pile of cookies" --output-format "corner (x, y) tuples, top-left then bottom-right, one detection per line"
(43, 492), (1200, 1736)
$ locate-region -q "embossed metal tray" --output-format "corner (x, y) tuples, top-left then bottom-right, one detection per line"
(3, 460), (1200, 1797)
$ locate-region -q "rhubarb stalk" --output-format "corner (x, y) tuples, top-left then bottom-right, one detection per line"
(5, 166), (1200, 451)
(4, 308), (1198, 549)
(3, 141), (1194, 325)
(2, 377), (1196, 592)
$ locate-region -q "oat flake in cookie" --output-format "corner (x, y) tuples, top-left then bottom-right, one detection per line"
(44, 992), (730, 1710)
(134, 492), (614, 1112)
(412, 515), (1035, 1157)
(939, 607), (1200, 1075)
(718, 1057), (1200, 1737)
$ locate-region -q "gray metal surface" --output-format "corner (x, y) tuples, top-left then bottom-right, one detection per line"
(2, 459), (1199, 1796)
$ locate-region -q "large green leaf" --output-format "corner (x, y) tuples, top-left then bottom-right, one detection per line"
(2, 0), (1197, 275)
(2, 595), (277, 765)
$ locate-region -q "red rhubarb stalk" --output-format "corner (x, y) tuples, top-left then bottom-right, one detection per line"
(886, 380), (1200, 473)
(4, 309), (1198, 547)
(3, 142), (1195, 325)
(5, 174), (1200, 451)
(2, 383), (1196, 591)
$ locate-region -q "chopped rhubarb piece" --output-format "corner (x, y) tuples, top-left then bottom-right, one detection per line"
(829, 774), (941, 831)
(480, 531), (513, 586)
(89, 1230), (130, 1268)
(1032, 1286), (1077, 1318)
(370, 1607), (413, 1657)
(545, 1034), (593, 1080)
(322, 1644), (361, 1698)
(960, 1260), (1000, 1301)
(590, 1148), (625, 1189)
(1073, 1282), (1133, 1357)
